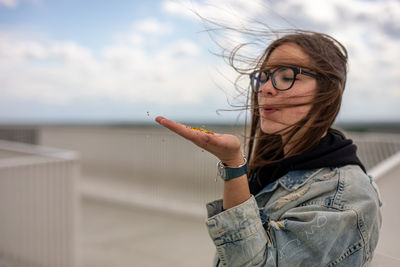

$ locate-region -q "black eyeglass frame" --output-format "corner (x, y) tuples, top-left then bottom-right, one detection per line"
(249, 66), (317, 93)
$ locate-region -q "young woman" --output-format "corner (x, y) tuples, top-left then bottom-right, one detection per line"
(155, 31), (382, 266)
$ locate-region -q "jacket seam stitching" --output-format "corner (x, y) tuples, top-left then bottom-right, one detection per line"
(332, 168), (345, 209)
(327, 240), (364, 266)
(215, 220), (265, 246)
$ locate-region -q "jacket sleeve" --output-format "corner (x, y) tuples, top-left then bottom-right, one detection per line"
(206, 196), (269, 266)
(205, 195), (369, 267)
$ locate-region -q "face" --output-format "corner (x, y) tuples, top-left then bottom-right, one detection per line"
(257, 43), (317, 136)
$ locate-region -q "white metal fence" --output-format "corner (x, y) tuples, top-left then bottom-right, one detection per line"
(34, 126), (400, 216)
(0, 140), (80, 267)
(0, 126), (399, 266)
(345, 132), (400, 175)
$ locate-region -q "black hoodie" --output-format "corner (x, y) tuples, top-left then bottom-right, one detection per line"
(248, 128), (366, 195)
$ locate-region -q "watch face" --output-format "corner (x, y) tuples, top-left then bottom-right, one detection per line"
(218, 163), (226, 179)
(217, 159), (248, 181)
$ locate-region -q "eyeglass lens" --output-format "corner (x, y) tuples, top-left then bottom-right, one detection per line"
(252, 67), (296, 92)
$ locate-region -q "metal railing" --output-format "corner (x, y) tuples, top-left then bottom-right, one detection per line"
(346, 132), (400, 177)
(1, 126), (399, 266)
(0, 140), (80, 267)
(32, 126), (400, 217)
(0, 127), (37, 145)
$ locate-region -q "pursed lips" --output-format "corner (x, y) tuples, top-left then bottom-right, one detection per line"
(263, 109), (277, 115)
(260, 104), (279, 115)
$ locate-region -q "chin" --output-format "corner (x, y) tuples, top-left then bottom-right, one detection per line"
(260, 120), (285, 135)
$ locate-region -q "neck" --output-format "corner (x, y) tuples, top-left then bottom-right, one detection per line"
(283, 130), (327, 156)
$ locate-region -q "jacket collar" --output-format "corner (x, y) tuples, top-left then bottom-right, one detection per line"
(257, 168), (324, 195)
(250, 129), (365, 196)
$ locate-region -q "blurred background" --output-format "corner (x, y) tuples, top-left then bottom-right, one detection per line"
(0, 0), (399, 266)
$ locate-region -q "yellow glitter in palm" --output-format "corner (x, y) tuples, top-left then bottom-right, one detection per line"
(189, 126), (214, 134)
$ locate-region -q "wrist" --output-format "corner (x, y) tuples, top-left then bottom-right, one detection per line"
(221, 153), (245, 167)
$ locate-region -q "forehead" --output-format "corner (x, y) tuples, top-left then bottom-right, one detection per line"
(265, 43), (311, 67)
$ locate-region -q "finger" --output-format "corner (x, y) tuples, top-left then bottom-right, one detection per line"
(155, 116), (166, 124)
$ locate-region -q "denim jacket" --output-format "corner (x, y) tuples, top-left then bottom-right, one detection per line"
(205, 165), (382, 266)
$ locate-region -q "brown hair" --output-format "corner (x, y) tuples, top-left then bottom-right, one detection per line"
(233, 30), (348, 178)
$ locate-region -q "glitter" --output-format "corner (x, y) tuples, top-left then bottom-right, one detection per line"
(172, 120), (214, 134)
(189, 126), (214, 134)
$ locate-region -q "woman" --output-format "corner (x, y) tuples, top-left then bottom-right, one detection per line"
(155, 31), (382, 266)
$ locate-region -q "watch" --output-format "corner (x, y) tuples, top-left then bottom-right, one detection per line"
(217, 157), (248, 181)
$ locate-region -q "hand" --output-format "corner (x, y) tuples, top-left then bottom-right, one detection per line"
(155, 116), (244, 166)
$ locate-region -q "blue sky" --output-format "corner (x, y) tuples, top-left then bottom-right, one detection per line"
(1, 0), (399, 124)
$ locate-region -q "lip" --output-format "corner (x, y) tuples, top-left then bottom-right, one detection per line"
(262, 108), (278, 115)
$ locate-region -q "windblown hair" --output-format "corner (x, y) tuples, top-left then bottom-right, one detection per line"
(229, 30), (348, 178)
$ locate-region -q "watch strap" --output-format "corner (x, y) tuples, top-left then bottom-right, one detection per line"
(217, 157), (248, 181)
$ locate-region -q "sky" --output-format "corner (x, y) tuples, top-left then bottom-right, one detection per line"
(0, 0), (399, 125)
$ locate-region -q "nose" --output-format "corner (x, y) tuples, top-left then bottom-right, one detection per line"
(258, 78), (277, 96)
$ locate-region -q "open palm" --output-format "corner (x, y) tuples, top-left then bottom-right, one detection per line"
(155, 116), (243, 165)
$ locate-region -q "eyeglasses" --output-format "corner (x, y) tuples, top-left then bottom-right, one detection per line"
(249, 66), (317, 93)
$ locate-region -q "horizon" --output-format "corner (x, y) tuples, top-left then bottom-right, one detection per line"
(1, 118), (400, 127)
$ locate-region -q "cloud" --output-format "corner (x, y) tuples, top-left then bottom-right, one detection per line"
(162, 0), (266, 26)
(0, 0), (41, 8)
(0, 17), (228, 108)
(162, 0), (400, 121)
(0, 0), (17, 8)
(133, 17), (174, 35)
(1, 1), (399, 122)
(113, 18), (174, 47)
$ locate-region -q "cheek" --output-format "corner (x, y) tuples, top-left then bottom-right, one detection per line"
(283, 104), (312, 124)
(284, 86), (316, 122)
